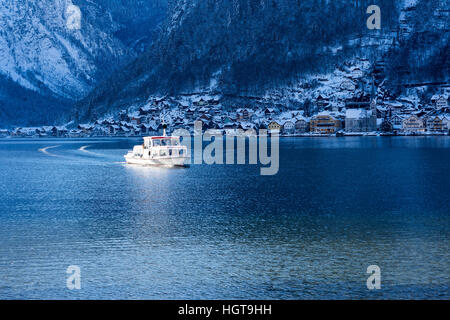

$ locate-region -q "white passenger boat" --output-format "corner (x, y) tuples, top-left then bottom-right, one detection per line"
(124, 128), (188, 167)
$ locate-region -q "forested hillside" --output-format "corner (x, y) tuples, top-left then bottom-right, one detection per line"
(80, 0), (448, 120)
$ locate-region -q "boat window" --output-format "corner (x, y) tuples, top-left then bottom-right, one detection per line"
(153, 140), (161, 146)
(160, 150), (167, 156)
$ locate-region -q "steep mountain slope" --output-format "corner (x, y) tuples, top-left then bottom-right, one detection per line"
(81, 0), (448, 120)
(0, 0), (166, 126)
(0, 74), (72, 126)
(384, 0), (449, 83)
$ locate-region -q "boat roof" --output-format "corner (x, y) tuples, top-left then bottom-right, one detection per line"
(144, 136), (179, 140)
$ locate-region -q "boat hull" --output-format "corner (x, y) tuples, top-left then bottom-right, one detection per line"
(124, 155), (189, 167)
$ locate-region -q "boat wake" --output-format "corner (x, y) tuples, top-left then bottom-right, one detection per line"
(38, 145), (61, 157)
(78, 145), (104, 157)
(38, 143), (124, 164)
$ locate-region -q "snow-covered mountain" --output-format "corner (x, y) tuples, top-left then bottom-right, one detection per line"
(1, 0), (447, 126)
(80, 0), (448, 120)
(0, 0), (166, 126)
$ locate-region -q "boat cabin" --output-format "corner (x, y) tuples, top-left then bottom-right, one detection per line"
(130, 136), (186, 159)
(125, 131), (189, 166)
(144, 136), (181, 148)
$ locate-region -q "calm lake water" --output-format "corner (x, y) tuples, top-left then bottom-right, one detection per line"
(0, 137), (449, 299)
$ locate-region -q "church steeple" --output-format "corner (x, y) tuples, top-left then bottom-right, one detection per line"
(370, 76), (377, 103)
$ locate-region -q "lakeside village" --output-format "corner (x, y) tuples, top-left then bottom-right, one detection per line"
(2, 93), (449, 139)
(2, 59), (450, 139)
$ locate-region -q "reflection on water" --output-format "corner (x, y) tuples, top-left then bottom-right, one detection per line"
(0, 137), (449, 299)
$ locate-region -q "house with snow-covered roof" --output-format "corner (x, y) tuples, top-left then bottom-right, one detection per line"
(402, 115), (425, 133)
(78, 124), (93, 135)
(92, 125), (108, 136)
(130, 115), (142, 125)
(0, 129), (10, 137)
(68, 129), (83, 138)
(193, 98), (208, 107)
(425, 116), (444, 132)
(198, 107), (210, 114)
(442, 116), (450, 133)
(268, 121), (282, 133)
(384, 101), (404, 110)
(315, 94), (330, 109)
(119, 121), (133, 128)
(198, 113), (211, 122)
(210, 107), (222, 116)
(264, 108), (276, 117)
(119, 126), (131, 136)
(281, 120), (295, 134)
(238, 122), (255, 131)
(108, 125), (120, 135)
(223, 120), (238, 130)
(185, 108), (197, 119)
(237, 108), (254, 121)
(350, 67), (364, 79)
(295, 117), (310, 133)
(431, 95), (448, 110)
(51, 126), (68, 137)
(310, 111), (342, 134)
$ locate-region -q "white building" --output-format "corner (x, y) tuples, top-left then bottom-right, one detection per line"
(431, 94), (448, 109)
(442, 116), (450, 132)
(282, 120), (295, 134)
(436, 96), (448, 109)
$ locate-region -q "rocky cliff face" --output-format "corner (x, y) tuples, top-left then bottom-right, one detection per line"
(0, 0), (166, 126)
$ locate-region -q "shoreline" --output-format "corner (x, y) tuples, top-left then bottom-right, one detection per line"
(1, 133), (450, 140)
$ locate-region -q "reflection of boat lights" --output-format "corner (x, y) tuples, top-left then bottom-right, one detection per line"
(125, 164), (174, 207)
(125, 164), (174, 178)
